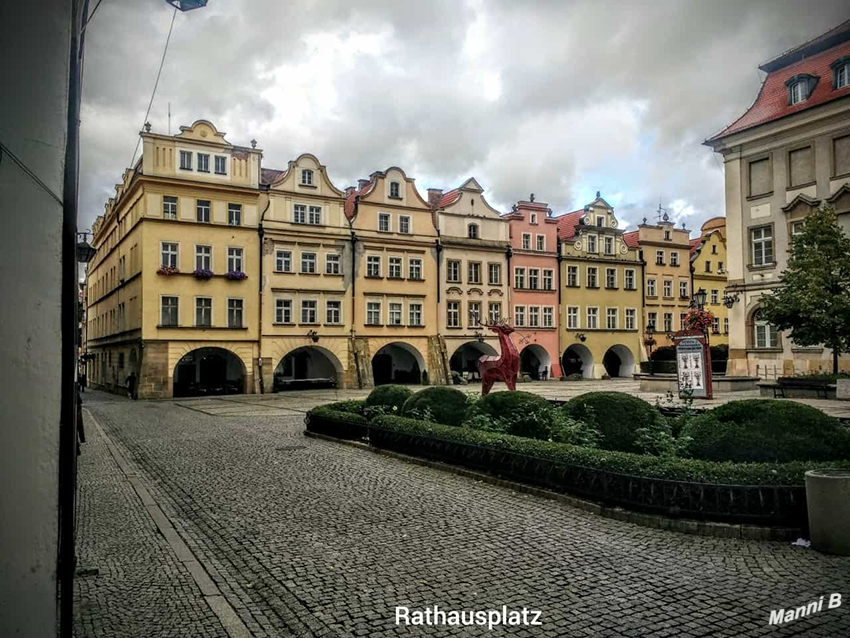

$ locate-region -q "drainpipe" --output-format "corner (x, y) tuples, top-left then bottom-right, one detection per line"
(349, 199), (361, 387)
(505, 245), (513, 317)
(257, 195), (270, 394)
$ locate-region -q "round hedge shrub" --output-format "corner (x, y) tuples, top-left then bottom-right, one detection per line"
(366, 384), (413, 410)
(562, 392), (661, 453)
(681, 399), (850, 463)
(465, 391), (553, 439)
(401, 386), (469, 426)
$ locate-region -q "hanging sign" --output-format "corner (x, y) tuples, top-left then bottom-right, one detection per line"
(673, 331), (713, 399)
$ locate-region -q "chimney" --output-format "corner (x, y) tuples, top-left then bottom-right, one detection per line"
(358, 179), (370, 190)
(427, 188), (443, 208)
(345, 186), (356, 197)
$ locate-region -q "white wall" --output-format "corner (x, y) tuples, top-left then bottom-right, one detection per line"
(0, 1), (71, 635)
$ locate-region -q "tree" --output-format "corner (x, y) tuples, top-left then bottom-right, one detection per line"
(759, 204), (850, 374)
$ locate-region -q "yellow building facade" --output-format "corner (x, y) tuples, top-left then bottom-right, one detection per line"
(690, 217), (729, 346)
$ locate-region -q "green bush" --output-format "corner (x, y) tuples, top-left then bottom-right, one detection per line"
(682, 399), (850, 463)
(710, 344), (728, 361)
(401, 386), (469, 427)
(321, 399), (366, 415)
(306, 404), (370, 439)
(563, 392), (662, 454)
(464, 400), (599, 445)
(649, 345), (676, 361)
(465, 391), (553, 439)
(366, 384), (413, 410)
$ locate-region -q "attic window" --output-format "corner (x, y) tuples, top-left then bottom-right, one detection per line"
(389, 181), (401, 198)
(301, 169), (314, 186)
(468, 223), (479, 239)
(786, 74), (818, 105)
(530, 212), (537, 224)
(832, 56), (850, 89)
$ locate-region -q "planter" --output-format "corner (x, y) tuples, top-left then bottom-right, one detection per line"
(838, 378), (850, 401)
(805, 469), (850, 555)
(225, 270), (248, 281)
(193, 268), (214, 280)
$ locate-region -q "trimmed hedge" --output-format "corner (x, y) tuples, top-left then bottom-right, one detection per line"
(465, 391), (550, 421)
(401, 386), (469, 426)
(366, 384), (412, 410)
(563, 392), (660, 454)
(682, 399), (850, 463)
(306, 405), (369, 439)
(321, 399), (366, 415)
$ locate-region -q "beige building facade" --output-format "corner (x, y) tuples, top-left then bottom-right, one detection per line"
(689, 217), (729, 346)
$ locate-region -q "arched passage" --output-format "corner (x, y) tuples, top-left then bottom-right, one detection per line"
(520, 344), (552, 380)
(562, 344), (594, 379)
(372, 342), (425, 385)
(274, 346), (342, 391)
(450, 341), (498, 380)
(603, 344), (636, 378)
(173, 347), (246, 398)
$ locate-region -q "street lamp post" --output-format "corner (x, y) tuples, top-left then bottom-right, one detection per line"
(644, 323), (656, 375)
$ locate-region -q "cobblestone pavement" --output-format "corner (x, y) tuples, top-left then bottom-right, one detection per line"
(76, 389), (850, 637)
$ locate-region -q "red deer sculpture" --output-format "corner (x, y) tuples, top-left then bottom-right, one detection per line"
(477, 318), (519, 395)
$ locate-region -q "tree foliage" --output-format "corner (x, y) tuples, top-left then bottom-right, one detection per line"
(759, 205), (850, 372)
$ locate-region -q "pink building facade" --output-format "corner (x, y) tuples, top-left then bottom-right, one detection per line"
(503, 199), (562, 379)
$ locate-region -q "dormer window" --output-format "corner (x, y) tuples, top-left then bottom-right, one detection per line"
(596, 217), (604, 227)
(389, 181), (401, 198)
(786, 74), (818, 105)
(530, 212), (538, 224)
(832, 56), (850, 90)
(468, 223), (479, 239)
(301, 169), (314, 186)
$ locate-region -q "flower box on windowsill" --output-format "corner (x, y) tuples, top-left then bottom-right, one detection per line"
(225, 270), (248, 281)
(157, 265), (180, 276)
(193, 268), (214, 280)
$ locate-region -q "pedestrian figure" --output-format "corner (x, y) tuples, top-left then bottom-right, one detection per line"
(126, 372), (137, 400)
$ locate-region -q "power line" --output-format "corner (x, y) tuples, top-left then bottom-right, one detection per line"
(0, 139), (64, 206)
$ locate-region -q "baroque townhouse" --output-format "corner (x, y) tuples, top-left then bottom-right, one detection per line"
(345, 167), (445, 387)
(86, 120), (262, 398)
(623, 215), (692, 348)
(558, 194), (643, 378)
(503, 198), (561, 379)
(689, 217), (729, 346)
(705, 19), (850, 377)
(430, 178), (510, 380)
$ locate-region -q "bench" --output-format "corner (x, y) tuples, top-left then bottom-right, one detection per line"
(770, 379), (832, 399)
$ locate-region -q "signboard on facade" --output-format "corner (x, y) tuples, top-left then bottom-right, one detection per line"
(673, 331), (713, 399)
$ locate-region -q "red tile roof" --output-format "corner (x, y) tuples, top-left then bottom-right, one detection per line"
(689, 237), (702, 256)
(708, 26), (850, 141)
(344, 176), (375, 220)
(438, 189), (461, 208)
(260, 167), (286, 185)
(622, 230), (639, 248)
(555, 210), (583, 241)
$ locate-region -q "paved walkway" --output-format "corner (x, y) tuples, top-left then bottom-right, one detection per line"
(74, 389), (850, 637)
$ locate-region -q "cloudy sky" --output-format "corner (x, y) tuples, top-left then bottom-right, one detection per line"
(80, 0), (849, 236)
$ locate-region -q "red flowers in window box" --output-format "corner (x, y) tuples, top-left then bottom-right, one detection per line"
(682, 308), (714, 333)
(157, 265), (180, 276)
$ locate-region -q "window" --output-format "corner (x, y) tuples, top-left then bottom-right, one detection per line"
(326, 300), (341, 324)
(301, 252), (316, 274)
(227, 299), (243, 328)
(196, 200), (210, 223)
(197, 153), (210, 173)
(488, 302), (501, 323)
(275, 299), (292, 324)
(586, 267), (598, 288)
(514, 306), (526, 327)
(447, 301), (460, 327)
(528, 268), (539, 290)
(705, 260), (712, 272)
(468, 301), (481, 327)
(399, 215), (411, 234)
(543, 269), (553, 290)
(647, 278), (656, 297)
(655, 250), (665, 265)
(680, 313), (687, 330)
(543, 307), (554, 328)
(529, 306), (540, 327)
(522, 233), (531, 250)
(195, 298), (212, 327)
(468, 262), (481, 284)
(468, 224), (480, 239)
(161, 296), (178, 326)
(536, 235), (545, 251)
(301, 169), (313, 186)
(749, 157), (771, 197)
(711, 289), (719, 305)
(647, 311), (657, 330)
(789, 146), (814, 187)
(718, 261), (724, 273)
(179, 151), (193, 170)
(409, 303), (423, 326)
(834, 134), (850, 177)
(389, 257), (403, 279)
(624, 269), (635, 290)
(294, 204), (306, 224)
(447, 260), (460, 283)
(596, 217), (604, 227)
(712, 316), (720, 334)
(751, 226), (773, 266)
(163, 196), (177, 219)
(663, 280), (672, 298)
(790, 81), (805, 105)
(724, 317), (729, 334)
(366, 255), (381, 277)
(605, 268), (617, 289)
(604, 236), (614, 255)
(791, 220), (805, 238)
(658, 312), (670, 332)
(388, 302), (403, 326)
(378, 213), (391, 232)
(389, 181), (401, 198)
(409, 258), (422, 280)
(567, 306), (578, 329)
(567, 265), (579, 287)
(367, 301), (381, 325)
(664, 229), (671, 240)
(680, 281), (689, 299)
(587, 234), (598, 253)
(214, 155), (227, 175)
(712, 244), (717, 254)
(326, 254), (341, 275)
(276, 250), (291, 272)
(161, 242), (178, 268)
(670, 251), (679, 267)
(835, 58), (850, 89)
(195, 245), (211, 270)
(227, 247), (243, 272)
(488, 263), (501, 285)
(308, 205), (322, 225)
(606, 308), (618, 330)
(228, 203), (242, 226)
(754, 310), (779, 348)
(514, 267), (525, 289)
(301, 300), (317, 324)
(530, 212), (538, 224)
(586, 307), (598, 329)
(625, 308), (636, 331)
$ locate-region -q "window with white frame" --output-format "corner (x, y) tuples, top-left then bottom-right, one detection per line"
(530, 212), (538, 224)
(409, 302), (423, 326)
(367, 301), (381, 325)
(680, 313), (687, 330)
(543, 269), (553, 290)
(587, 234), (598, 253)
(543, 306), (554, 328)
(724, 317), (729, 333)
(276, 250), (291, 272)
(754, 310), (779, 348)
(228, 203), (242, 226)
(606, 268), (617, 289)
(587, 267), (598, 288)
(227, 247), (243, 272)
(308, 205), (322, 225)
(195, 297), (212, 326)
(606, 308), (618, 330)
(663, 280), (672, 298)
(409, 258), (422, 280)
(301, 169), (314, 186)
(388, 302), (403, 326)
(514, 305), (526, 327)
(655, 250), (665, 265)
(468, 224), (480, 239)
(468, 301), (481, 327)
(399, 215), (411, 234)
(161, 296), (179, 326)
(712, 316), (720, 334)
(836, 60), (850, 89)
(528, 268), (539, 290)
(489, 263), (501, 285)
(326, 254), (341, 275)
(488, 302), (501, 323)
(293, 204), (307, 224)
(227, 299), (243, 328)
(326, 300), (341, 324)
(179, 151), (192, 170)
(196, 200), (210, 223)
(367, 255), (381, 277)
(161, 242), (178, 268)
(301, 300), (317, 324)
(163, 196), (178, 219)
(536, 235), (545, 251)
(670, 251), (679, 266)
(567, 306), (579, 329)
(389, 257), (403, 279)
(647, 278), (656, 297)
(197, 154), (210, 173)
(447, 301), (460, 327)
(679, 281), (689, 298)
(789, 80), (805, 105)
(275, 299), (292, 323)
(301, 252), (316, 274)
(195, 245), (212, 270)
(711, 289), (718, 304)
(529, 306), (540, 327)
(663, 313), (673, 332)
(567, 265), (579, 287)
(214, 155), (227, 175)
(586, 307), (598, 329)
(625, 308), (636, 330)
(378, 213), (391, 232)
(447, 260), (460, 282)
(514, 267), (526, 289)
(522, 233), (531, 249)
(468, 262), (481, 284)
(624, 269), (635, 290)
(751, 226), (773, 266)
(389, 181), (401, 198)
(604, 236), (614, 255)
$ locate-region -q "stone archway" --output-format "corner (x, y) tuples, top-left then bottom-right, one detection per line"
(173, 347), (246, 398)
(450, 341), (498, 380)
(603, 344), (636, 378)
(562, 343), (594, 379)
(372, 342), (425, 385)
(520, 344), (552, 380)
(274, 346), (343, 391)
